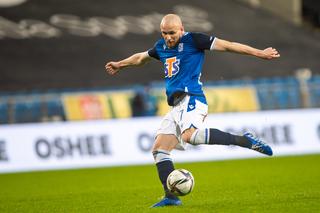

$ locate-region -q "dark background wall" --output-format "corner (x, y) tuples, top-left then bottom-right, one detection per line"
(1, 0), (320, 92)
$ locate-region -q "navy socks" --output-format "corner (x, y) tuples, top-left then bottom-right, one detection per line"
(209, 128), (252, 148)
(190, 128), (252, 148)
(153, 150), (177, 199)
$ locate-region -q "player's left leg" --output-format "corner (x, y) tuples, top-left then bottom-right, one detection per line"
(182, 128), (273, 156)
(179, 96), (272, 156)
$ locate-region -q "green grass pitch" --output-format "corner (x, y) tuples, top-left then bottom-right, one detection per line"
(1, 154), (319, 212)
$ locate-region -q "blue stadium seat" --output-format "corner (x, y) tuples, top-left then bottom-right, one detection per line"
(13, 101), (42, 123)
(253, 77), (301, 110)
(46, 99), (65, 121)
(309, 83), (320, 108)
(307, 75), (320, 108)
(256, 86), (277, 110)
(0, 102), (9, 124)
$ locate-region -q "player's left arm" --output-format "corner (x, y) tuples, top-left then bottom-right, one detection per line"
(213, 38), (280, 60)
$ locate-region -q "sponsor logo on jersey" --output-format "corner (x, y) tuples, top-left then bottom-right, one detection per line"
(164, 57), (180, 78)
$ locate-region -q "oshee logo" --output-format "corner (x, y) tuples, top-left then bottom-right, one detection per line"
(0, 140), (8, 161)
(164, 57), (180, 78)
(34, 135), (111, 159)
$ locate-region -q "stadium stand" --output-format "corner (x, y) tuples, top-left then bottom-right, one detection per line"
(0, 0), (320, 92)
(0, 75), (319, 124)
(0, 0), (319, 124)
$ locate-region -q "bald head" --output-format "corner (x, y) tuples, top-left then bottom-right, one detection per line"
(160, 14), (184, 48)
(160, 14), (183, 28)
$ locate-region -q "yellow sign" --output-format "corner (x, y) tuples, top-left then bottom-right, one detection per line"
(62, 92), (133, 120)
(62, 87), (259, 120)
(205, 87), (260, 113)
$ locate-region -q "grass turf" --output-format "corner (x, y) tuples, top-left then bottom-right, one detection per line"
(0, 154), (319, 212)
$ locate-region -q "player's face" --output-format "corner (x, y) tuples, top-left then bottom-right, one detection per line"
(161, 24), (183, 48)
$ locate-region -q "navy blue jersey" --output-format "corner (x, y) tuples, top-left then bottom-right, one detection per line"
(148, 32), (215, 106)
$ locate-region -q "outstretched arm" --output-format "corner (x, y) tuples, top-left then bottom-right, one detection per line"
(213, 38), (280, 60)
(105, 51), (151, 75)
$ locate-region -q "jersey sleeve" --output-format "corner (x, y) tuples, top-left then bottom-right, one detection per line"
(191, 32), (216, 50)
(147, 44), (160, 60)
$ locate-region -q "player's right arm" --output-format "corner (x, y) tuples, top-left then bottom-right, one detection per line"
(105, 51), (151, 75)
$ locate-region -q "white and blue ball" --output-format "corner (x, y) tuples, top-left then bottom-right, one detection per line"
(166, 169), (195, 196)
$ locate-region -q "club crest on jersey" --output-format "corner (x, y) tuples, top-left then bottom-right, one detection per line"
(164, 57), (180, 78)
(178, 43), (183, 52)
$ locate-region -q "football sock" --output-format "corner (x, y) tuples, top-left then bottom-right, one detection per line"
(190, 128), (252, 148)
(152, 149), (177, 199)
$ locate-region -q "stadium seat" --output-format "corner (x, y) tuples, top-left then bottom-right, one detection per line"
(254, 84), (276, 110)
(46, 99), (66, 121)
(13, 101), (42, 123)
(307, 75), (320, 108)
(0, 102), (9, 124)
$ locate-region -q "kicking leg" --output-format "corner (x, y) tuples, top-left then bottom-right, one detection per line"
(151, 134), (182, 207)
(182, 128), (273, 156)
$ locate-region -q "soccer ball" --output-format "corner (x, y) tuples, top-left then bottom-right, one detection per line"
(166, 169), (195, 196)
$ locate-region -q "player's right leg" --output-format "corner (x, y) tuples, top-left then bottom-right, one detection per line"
(151, 134), (182, 207)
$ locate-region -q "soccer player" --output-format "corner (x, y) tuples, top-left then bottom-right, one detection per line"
(105, 14), (280, 207)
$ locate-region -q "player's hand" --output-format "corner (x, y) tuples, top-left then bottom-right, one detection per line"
(105, 61), (121, 75)
(261, 47), (280, 60)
